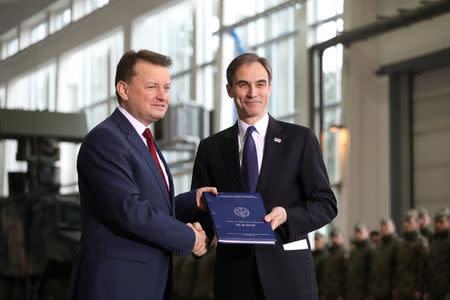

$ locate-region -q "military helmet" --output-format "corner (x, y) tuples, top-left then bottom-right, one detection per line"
(404, 209), (419, 221)
(434, 208), (450, 221)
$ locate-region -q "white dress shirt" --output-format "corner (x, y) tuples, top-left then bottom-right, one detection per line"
(237, 112), (269, 174)
(118, 106), (170, 190)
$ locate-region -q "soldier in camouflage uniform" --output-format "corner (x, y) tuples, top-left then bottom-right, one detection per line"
(369, 218), (399, 300)
(312, 232), (327, 300)
(346, 224), (374, 300)
(369, 230), (380, 247)
(191, 242), (216, 300)
(418, 208), (433, 243)
(424, 209), (449, 300)
(173, 253), (197, 300)
(321, 229), (347, 300)
(394, 210), (428, 300)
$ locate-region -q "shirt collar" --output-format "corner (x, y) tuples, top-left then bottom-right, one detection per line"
(238, 112), (269, 138)
(118, 106), (149, 137)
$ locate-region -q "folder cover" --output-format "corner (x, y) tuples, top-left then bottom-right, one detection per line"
(204, 192), (276, 245)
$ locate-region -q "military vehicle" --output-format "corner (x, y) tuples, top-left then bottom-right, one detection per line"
(0, 109), (87, 300)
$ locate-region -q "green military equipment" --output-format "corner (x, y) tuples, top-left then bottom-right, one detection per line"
(0, 109), (86, 299)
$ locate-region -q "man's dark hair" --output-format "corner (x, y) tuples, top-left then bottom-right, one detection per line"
(226, 53), (272, 87)
(115, 49), (172, 103)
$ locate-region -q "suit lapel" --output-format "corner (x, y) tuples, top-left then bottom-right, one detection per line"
(220, 123), (247, 192)
(154, 142), (175, 207)
(111, 109), (173, 213)
(257, 116), (286, 193)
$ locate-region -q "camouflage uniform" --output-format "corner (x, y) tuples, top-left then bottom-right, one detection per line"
(312, 245), (327, 298)
(369, 233), (399, 300)
(321, 243), (347, 300)
(419, 209), (433, 243)
(191, 245), (215, 300)
(426, 225), (449, 299)
(420, 226), (433, 243)
(394, 231), (428, 300)
(346, 239), (373, 300)
(173, 254), (197, 300)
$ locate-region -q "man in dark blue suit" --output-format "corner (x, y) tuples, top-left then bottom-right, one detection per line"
(68, 50), (217, 300)
(191, 53), (337, 300)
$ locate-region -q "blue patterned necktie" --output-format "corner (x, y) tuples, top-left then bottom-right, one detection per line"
(242, 126), (258, 192)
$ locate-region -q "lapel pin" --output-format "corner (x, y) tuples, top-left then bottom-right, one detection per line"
(273, 137), (282, 143)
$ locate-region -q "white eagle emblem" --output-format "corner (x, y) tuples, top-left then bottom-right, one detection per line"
(234, 207), (250, 218)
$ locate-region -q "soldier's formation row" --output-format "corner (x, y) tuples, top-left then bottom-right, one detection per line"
(313, 208), (449, 300)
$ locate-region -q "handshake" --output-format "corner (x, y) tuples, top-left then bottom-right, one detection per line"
(187, 222), (208, 256)
(186, 186), (218, 256)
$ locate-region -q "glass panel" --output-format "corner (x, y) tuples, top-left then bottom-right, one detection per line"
(6, 38), (19, 57)
(171, 74), (191, 103)
(316, 21), (337, 43)
(7, 63), (55, 110)
(0, 85), (5, 108)
(132, 2), (193, 74)
(57, 142), (80, 194)
(30, 21), (48, 44)
(323, 45), (342, 105)
(323, 107), (342, 183)
(7, 77), (28, 109)
(316, 0), (339, 21)
(95, 0), (109, 9)
(172, 172), (192, 195)
(72, 0), (109, 21)
(224, 0), (287, 26)
(84, 102), (109, 130)
(196, 65), (217, 109)
(53, 8), (72, 32)
(0, 140), (27, 196)
(58, 31), (123, 112)
(230, 7), (294, 52)
(196, 0), (219, 64)
(257, 37), (295, 119)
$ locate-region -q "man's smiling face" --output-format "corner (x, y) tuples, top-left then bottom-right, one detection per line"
(227, 62), (271, 125)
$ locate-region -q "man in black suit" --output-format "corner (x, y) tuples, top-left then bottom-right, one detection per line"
(191, 53), (337, 300)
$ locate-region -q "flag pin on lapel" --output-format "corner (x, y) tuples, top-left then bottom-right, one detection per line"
(274, 137), (282, 143)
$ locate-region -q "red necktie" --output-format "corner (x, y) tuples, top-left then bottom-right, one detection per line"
(142, 128), (169, 194)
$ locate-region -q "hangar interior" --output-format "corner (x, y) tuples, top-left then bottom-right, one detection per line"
(0, 0), (449, 298)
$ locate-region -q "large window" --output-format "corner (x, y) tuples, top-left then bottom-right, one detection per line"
(308, 0), (343, 186)
(1, 28), (19, 60)
(133, 1), (194, 103)
(73, 0), (110, 21)
(7, 63), (56, 111)
(132, 0), (220, 191)
(57, 31), (123, 194)
(0, 84), (5, 108)
(1, 63), (56, 196)
(50, 6), (72, 33)
(20, 11), (49, 49)
(221, 0), (300, 125)
(58, 31), (123, 124)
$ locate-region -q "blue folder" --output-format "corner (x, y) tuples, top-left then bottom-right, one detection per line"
(204, 192), (276, 245)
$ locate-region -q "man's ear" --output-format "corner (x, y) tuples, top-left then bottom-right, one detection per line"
(116, 81), (129, 101)
(226, 84), (233, 98)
